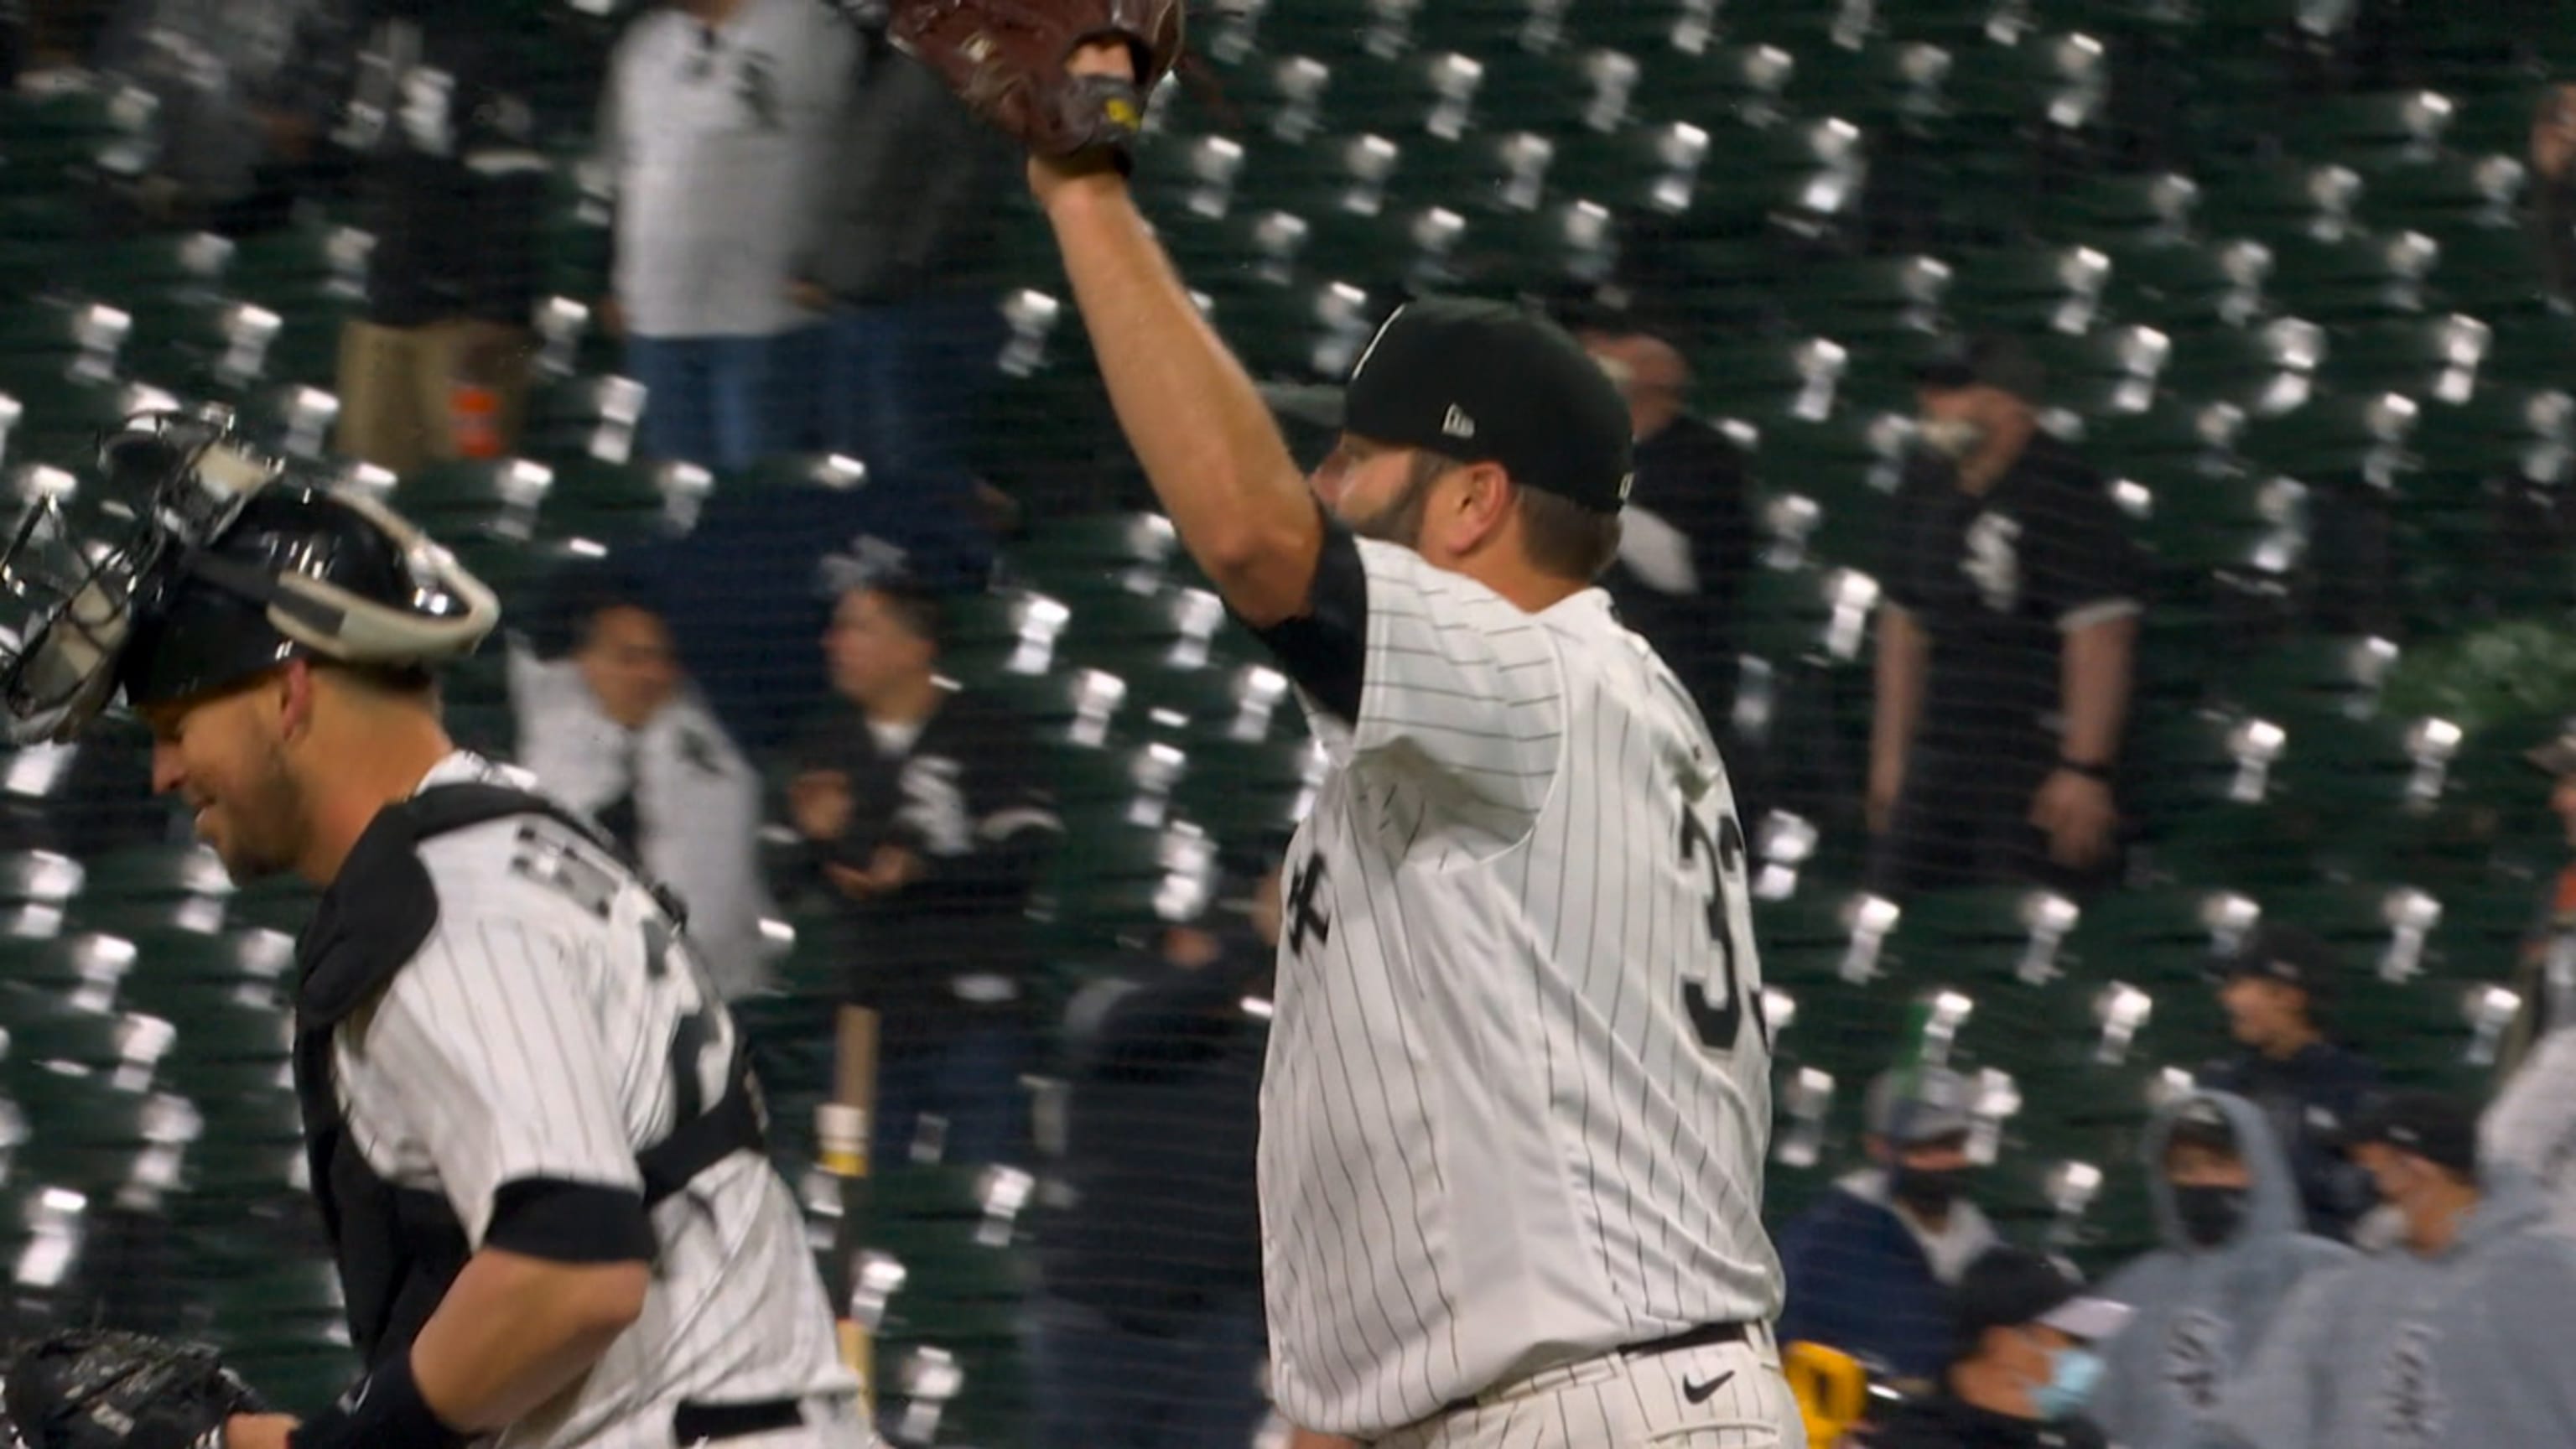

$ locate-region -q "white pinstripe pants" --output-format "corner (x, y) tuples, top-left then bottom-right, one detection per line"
(1369, 1332), (1808, 1449)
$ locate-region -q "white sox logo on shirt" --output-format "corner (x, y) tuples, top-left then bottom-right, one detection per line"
(1964, 511), (2023, 613)
(2162, 1310), (2226, 1411)
(2373, 1322), (2448, 1448)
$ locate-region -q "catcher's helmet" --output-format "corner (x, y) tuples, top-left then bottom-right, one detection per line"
(0, 408), (499, 743)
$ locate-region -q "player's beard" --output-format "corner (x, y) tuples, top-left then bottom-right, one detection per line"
(1342, 453), (1446, 549)
(202, 737), (307, 883)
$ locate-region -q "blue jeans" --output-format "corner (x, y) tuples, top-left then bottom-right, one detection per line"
(818, 294), (1004, 482)
(874, 1025), (1026, 1167)
(1029, 1293), (1270, 1449)
(625, 334), (796, 472)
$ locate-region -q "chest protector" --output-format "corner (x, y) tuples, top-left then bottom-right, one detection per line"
(291, 782), (767, 1366)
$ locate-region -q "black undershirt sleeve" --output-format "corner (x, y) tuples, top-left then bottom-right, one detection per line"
(1240, 513), (1369, 724)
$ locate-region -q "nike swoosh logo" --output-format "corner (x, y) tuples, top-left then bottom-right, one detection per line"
(1681, 1370), (1736, 1406)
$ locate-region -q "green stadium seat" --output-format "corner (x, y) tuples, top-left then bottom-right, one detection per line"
(2098, 236), (2271, 330)
(2199, 163), (2362, 243)
(2162, 317), (2324, 416)
(1171, 736), (1322, 839)
(2360, 150), (2526, 233)
(2028, 324), (2173, 416)
(1121, 659), (1296, 745)
(519, 373), (647, 465)
(2320, 314), (2491, 403)
(1788, 39), (1952, 131)
(2277, 90), (2458, 174)
(1787, 256), (1953, 344)
(2234, 392), (2419, 486)
(2040, 171), (2200, 250)
(1946, 244), (2113, 334)
(2262, 231), (2441, 321)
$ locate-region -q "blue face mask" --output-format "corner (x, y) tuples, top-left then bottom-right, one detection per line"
(2031, 1345), (2104, 1420)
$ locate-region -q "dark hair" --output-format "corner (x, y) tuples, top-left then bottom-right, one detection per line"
(318, 660), (440, 705)
(864, 575), (946, 649)
(1409, 450), (1623, 582)
(540, 556), (667, 658)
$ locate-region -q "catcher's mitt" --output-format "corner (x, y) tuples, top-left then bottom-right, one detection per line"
(886, 0), (1185, 169)
(3, 1332), (268, 1449)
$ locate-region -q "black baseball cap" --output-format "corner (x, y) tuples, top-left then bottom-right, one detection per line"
(1913, 335), (2047, 402)
(2347, 1090), (2480, 1178)
(2167, 1096), (2240, 1155)
(2211, 923), (2340, 1002)
(1332, 297), (1636, 515)
(1952, 1248), (2132, 1359)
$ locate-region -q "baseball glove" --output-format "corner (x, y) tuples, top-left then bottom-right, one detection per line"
(886, 0), (1185, 169)
(3, 1331), (269, 1449)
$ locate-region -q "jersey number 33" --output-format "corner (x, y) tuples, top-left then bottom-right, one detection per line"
(1677, 798), (1768, 1057)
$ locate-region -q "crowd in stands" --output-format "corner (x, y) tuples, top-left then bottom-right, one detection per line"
(12, 0), (2576, 1445)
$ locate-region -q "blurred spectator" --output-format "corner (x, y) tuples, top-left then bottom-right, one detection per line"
(1866, 1247), (2130, 1449)
(1031, 857), (1278, 1449)
(506, 560), (777, 999)
(96, 0), (358, 232)
(786, 576), (1060, 1166)
(1581, 326), (1755, 728)
(1869, 338), (2141, 897)
(1778, 1067), (2000, 1389)
(2089, 1093), (2354, 1449)
(641, 480), (995, 754)
(796, 30), (1013, 486)
(2532, 82), (2576, 307)
(597, 0), (852, 470)
(2201, 924), (2381, 1240)
(2215, 1093), (2576, 1449)
(2481, 727), (2576, 1232)
(332, 0), (545, 475)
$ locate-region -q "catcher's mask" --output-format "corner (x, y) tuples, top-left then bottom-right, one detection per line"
(0, 408), (501, 744)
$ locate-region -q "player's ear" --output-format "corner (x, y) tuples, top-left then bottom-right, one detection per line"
(275, 659), (317, 742)
(1453, 463), (1514, 548)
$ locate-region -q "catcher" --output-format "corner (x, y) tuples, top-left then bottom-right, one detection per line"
(0, 412), (870, 1449)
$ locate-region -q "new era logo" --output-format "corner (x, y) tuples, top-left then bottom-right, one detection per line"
(1441, 404), (1477, 439)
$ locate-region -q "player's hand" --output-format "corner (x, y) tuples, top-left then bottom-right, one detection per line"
(787, 278), (833, 313)
(1027, 40), (1138, 207)
(789, 770), (854, 842)
(595, 294), (626, 340)
(224, 1412), (301, 1449)
(2030, 769), (2116, 869)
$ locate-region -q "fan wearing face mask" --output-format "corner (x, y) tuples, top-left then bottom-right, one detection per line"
(2212, 1092), (2576, 1449)
(1869, 1246), (2132, 1449)
(1778, 1067), (2001, 1389)
(2085, 1093), (2353, 1449)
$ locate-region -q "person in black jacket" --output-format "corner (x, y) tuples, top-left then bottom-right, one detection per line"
(1582, 325), (1755, 730)
(785, 574), (1061, 1168)
(2200, 924), (2383, 1241)
(794, 27), (1014, 486)
(327, 0), (545, 474)
(1031, 856), (1276, 1449)
(1870, 1248), (2130, 1449)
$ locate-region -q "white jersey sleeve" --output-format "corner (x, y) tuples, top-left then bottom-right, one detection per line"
(1343, 536), (1566, 840)
(360, 913), (647, 1247)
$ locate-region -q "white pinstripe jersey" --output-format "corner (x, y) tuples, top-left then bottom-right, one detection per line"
(335, 754), (862, 1449)
(1260, 541), (1784, 1438)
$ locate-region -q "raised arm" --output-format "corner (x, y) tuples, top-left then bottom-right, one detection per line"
(1029, 49), (1322, 626)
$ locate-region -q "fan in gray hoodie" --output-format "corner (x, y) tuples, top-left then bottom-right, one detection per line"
(2210, 1090), (2576, 1449)
(2087, 1092), (2353, 1449)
